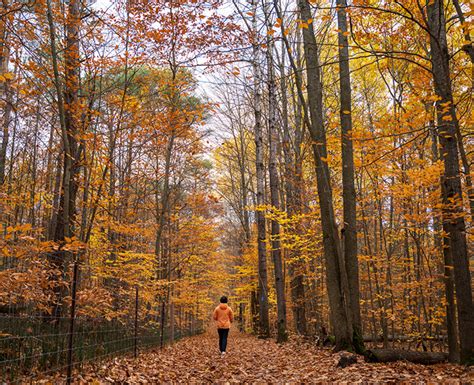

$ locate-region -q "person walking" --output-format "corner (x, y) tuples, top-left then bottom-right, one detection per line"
(213, 296), (234, 356)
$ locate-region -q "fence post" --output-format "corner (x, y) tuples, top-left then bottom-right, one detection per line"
(66, 259), (79, 385)
(134, 285), (138, 359)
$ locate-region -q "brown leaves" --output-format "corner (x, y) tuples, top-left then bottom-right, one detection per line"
(40, 331), (471, 384)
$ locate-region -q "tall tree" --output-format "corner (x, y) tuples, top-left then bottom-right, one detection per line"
(295, 0), (353, 350)
(280, 35), (307, 335)
(250, 0), (270, 338)
(429, 113), (459, 362)
(0, 0), (12, 185)
(426, 0), (474, 364)
(336, 0), (363, 353)
(46, 0), (83, 317)
(264, 1), (287, 342)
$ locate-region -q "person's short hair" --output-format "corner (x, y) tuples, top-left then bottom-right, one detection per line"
(220, 296), (228, 303)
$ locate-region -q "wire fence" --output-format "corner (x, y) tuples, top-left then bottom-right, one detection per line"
(0, 262), (204, 384)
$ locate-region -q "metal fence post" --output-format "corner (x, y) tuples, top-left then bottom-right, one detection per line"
(66, 260), (79, 384)
(134, 285), (138, 359)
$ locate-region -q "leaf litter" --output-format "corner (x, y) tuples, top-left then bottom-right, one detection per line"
(32, 330), (472, 384)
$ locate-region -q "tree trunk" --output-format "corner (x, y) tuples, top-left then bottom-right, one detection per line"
(61, 0), (81, 241)
(239, 128), (251, 245)
(0, 0), (11, 186)
(454, 126), (474, 225)
(366, 349), (448, 365)
(265, 10), (287, 342)
(427, 0), (474, 364)
(239, 302), (245, 332)
(251, 0), (270, 338)
(429, 106), (459, 362)
(170, 301), (175, 344)
(280, 31), (307, 336)
(296, 0), (353, 350)
(452, 0), (474, 64)
(443, 0), (474, 223)
(155, 131), (175, 278)
(336, 0), (363, 353)
(250, 289), (259, 333)
(46, 0), (82, 318)
(363, 335), (447, 343)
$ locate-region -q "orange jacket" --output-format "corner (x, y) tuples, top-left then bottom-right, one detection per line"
(213, 303), (234, 329)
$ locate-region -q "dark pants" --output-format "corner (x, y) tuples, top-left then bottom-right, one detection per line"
(218, 328), (229, 352)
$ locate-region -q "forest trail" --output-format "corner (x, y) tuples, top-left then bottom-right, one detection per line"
(2, 0), (474, 381)
(45, 331), (471, 384)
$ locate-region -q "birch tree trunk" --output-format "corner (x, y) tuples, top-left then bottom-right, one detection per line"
(265, 4), (287, 341)
(251, 0), (270, 338)
(0, 0), (11, 186)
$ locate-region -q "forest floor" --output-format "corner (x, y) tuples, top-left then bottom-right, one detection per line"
(39, 330), (472, 384)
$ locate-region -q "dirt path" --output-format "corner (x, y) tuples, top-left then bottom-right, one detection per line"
(46, 330), (471, 384)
